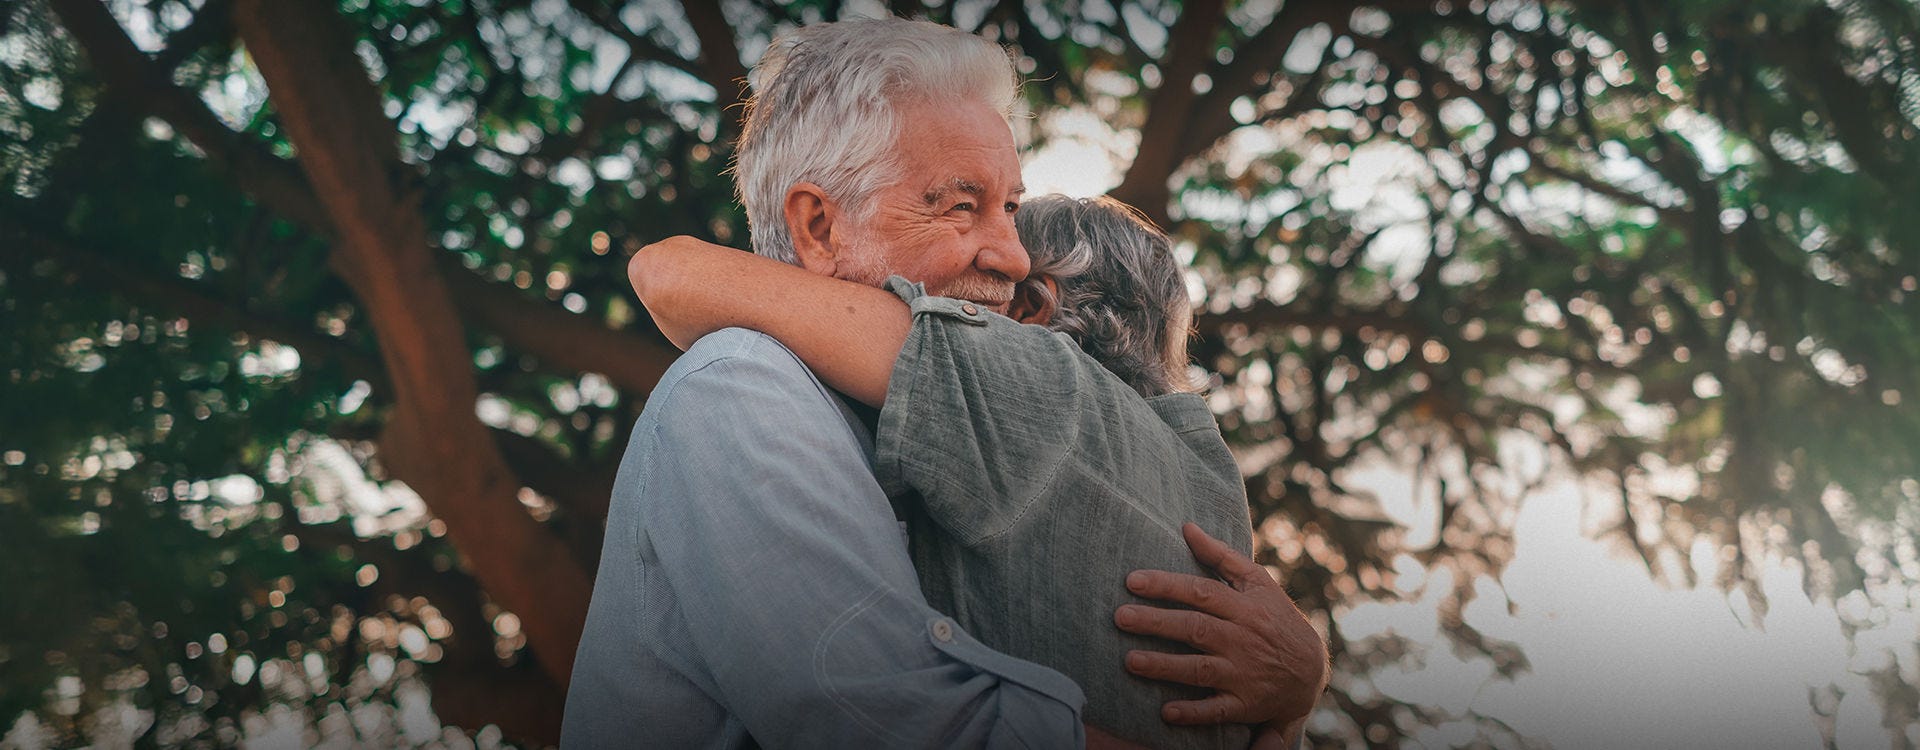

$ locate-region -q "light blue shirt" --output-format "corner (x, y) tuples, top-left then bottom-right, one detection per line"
(562, 328), (1086, 749)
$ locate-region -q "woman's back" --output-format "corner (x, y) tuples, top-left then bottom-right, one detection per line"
(876, 279), (1254, 749)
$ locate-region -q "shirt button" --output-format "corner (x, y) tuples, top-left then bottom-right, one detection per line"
(960, 303), (979, 316)
(931, 620), (954, 642)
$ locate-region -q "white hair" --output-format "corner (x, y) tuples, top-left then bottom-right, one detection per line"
(732, 18), (1020, 264)
(1016, 195), (1199, 397)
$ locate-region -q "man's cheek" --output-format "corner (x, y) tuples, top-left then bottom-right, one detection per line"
(886, 224), (960, 264)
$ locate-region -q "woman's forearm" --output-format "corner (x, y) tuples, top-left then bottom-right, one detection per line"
(627, 236), (910, 406)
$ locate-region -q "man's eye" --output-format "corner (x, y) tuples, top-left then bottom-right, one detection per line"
(949, 202), (975, 213)
(1005, 202), (1020, 214)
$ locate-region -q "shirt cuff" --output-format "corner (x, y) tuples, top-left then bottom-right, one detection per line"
(883, 275), (991, 326)
(923, 615), (1086, 712)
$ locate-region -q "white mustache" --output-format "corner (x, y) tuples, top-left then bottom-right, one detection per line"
(932, 278), (1014, 306)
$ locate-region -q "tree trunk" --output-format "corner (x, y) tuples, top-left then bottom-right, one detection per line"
(231, 0), (592, 687)
(1110, 0), (1226, 226)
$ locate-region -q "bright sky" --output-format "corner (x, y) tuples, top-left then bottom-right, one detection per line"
(1339, 470), (1914, 749)
(1020, 108), (1133, 199)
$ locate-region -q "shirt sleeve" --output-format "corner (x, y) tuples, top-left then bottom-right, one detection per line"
(873, 278), (1116, 545)
(634, 329), (1085, 748)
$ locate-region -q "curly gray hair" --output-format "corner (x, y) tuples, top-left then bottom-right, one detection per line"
(732, 19), (1019, 265)
(1015, 195), (1196, 397)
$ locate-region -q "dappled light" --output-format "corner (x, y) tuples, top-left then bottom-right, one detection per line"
(3, 0), (1918, 747)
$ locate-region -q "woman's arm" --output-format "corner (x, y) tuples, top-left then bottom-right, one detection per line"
(627, 235), (909, 407)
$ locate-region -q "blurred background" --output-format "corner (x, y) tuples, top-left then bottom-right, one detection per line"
(2, 0), (1918, 747)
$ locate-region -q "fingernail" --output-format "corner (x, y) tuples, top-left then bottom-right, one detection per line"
(1127, 571), (1147, 590)
(1166, 706), (1184, 722)
(1115, 605), (1136, 625)
(1126, 651), (1144, 668)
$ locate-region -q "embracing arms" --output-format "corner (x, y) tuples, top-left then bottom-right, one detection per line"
(610, 334), (1089, 747)
(628, 236), (907, 407)
(626, 236), (1330, 744)
(1122, 524), (1331, 748)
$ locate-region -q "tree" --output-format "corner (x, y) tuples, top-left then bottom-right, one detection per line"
(2, 0), (1915, 746)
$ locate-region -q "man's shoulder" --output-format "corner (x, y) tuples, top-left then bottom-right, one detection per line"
(656, 328), (817, 393)
(668, 327), (804, 372)
(643, 328), (843, 426)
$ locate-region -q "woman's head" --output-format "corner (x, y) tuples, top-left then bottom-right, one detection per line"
(1012, 195), (1195, 397)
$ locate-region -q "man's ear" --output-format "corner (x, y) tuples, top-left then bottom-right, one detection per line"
(1008, 275), (1059, 325)
(785, 182), (840, 275)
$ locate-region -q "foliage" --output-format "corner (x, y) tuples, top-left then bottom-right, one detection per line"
(2, 0), (1916, 746)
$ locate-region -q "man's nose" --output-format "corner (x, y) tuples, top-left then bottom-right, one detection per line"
(976, 210), (1030, 282)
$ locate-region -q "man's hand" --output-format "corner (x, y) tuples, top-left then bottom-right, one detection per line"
(1113, 523), (1329, 736)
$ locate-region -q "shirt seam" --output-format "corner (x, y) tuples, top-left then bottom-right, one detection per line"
(811, 585), (913, 745)
(897, 317), (1081, 546)
(631, 330), (812, 702)
(954, 317), (1080, 545)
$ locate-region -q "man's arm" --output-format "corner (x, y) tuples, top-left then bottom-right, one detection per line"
(1116, 524), (1330, 745)
(634, 331), (1086, 747)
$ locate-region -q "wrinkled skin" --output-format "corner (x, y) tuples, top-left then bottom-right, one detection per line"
(796, 98), (1029, 314)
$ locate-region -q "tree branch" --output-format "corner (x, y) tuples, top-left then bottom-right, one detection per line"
(153, 0), (235, 71)
(1109, 0), (1227, 224)
(674, 0), (750, 122)
(1114, 0), (1440, 223)
(1779, 6), (1914, 190)
(1176, 0), (1351, 164)
(47, 0), (327, 232)
(439, 258), (679, 395)
(1529, 154), (1690, 225)
(0, 218), (386, 386)
(519, 52), (642, 165)
(1196, 301), (1429, 340)
(491, 429), (615, 568)
(232, 0), (591, 685)
(289, 521), (566, 745)
(564, 0), (707, 82)
(54, 0), (677, 400)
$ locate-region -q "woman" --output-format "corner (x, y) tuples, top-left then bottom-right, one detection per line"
(630, 195), (1256, 749)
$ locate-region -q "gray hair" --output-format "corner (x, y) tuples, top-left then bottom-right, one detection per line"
(733, 18), (1020, 264)
(1015, 195), (1196, 397)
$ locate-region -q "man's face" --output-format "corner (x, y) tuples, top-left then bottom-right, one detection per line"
(835, 98), (1029, 314)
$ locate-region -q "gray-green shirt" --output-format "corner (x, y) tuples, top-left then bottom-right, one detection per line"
(876, 278), (1256, 749)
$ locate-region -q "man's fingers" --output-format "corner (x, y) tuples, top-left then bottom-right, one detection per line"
(1123, 651), (1233, 688)
(1125, 570), (1257, 622)
(1113, 603), (1239, 652)
(1161, 694), (1257, 725)
(1180, 522), (1271, 589)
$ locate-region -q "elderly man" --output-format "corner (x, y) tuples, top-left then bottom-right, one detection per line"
(563, 17), (1325, 749)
